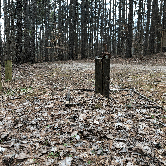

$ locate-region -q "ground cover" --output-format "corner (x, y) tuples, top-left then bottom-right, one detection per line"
(0, 55), (166, 165)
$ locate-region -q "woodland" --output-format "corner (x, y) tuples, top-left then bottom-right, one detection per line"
(0, 0), (166, 62)
(0, 0), (166, 166)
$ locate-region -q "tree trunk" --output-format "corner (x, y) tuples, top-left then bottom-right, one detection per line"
(81, 0), (88, 59)
(163, 0), (166, 29)
(150, 0), (159, 54)
(125, 0), (133, 58)
(15, 0), (22, 63)
(0, 28), (1, 65)
(117, 0), (122, 55)
(143, 0), (151, 56)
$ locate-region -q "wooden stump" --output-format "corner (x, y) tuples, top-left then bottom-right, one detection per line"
(5, 60), (12, 81)
(95, 58), (102, 94)
(95, 56), (110, 98)
(102, 58), (110, 98)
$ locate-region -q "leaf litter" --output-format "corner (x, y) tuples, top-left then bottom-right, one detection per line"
(0, 57), (166, 165)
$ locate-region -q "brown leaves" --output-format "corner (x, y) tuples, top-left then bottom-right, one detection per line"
(0, 59), (165, 165)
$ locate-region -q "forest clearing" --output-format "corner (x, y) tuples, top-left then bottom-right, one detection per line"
(0, 54), (165, 166)
(0, 0), (166, 165)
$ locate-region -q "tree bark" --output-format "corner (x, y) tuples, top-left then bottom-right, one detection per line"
(125, 0), (133, 58)
(143, 0), (151, 56)
(15, 0), (23, 63)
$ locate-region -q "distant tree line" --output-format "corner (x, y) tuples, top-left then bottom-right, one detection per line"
(0, 0), (166, 64)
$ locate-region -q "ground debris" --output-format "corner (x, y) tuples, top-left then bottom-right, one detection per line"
(0, 59), (165, 165)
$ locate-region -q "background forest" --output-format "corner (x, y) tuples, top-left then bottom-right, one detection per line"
(0, 0), (166, 64)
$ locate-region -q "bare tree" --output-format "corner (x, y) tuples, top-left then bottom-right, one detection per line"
(81, 0), (88, 59)
(143, 0), (151, 56)
(149, 0), (160, 54)
(69, 0), (78, 60)
(125, 0), (133, 58)
(0, 0), (2, 64)
(15, 0), (23, 63)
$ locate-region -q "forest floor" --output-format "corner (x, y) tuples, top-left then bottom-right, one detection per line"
(0, 53), (166, 166)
